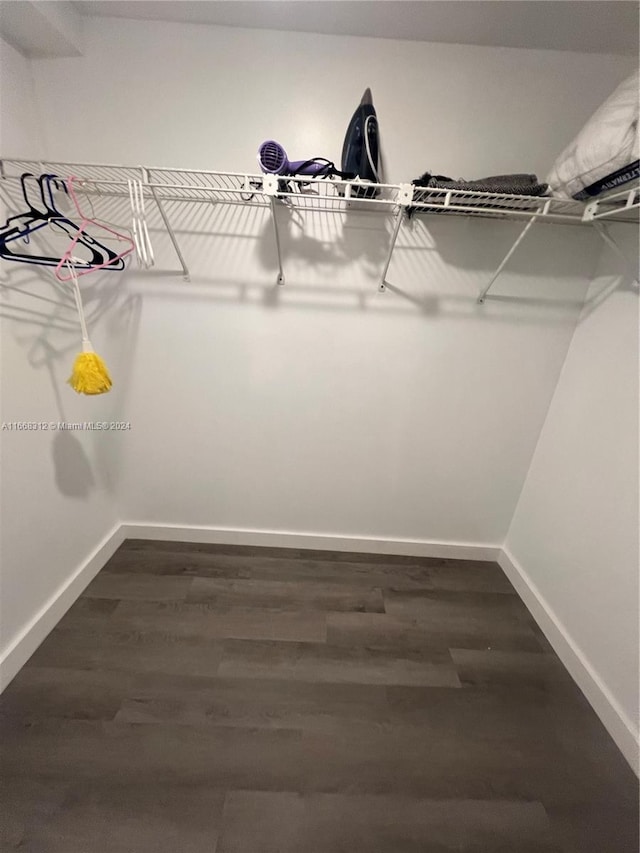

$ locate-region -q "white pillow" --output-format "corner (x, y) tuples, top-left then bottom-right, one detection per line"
(546, 69), (639, 200)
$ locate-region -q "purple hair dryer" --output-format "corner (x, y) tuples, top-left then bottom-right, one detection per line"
(258, 140), (326, 176)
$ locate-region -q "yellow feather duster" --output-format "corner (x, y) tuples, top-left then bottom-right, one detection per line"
(68, 346), (112, 395)
(67, 263), (113, 395)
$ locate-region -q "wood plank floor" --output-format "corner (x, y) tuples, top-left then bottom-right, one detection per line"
(1, 540), (637, 852)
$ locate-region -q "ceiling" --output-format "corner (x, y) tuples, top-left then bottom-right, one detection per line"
(74, 1), (640, 55)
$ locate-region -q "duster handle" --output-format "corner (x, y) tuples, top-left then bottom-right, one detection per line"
(67, 261), (92, 348)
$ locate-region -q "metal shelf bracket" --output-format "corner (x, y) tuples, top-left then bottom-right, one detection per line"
(379, 183), (413, 292)
(477, 203), (547, 304)
(582, 186), (640, 223)
(144, 167), (190, 282)
(263, 175), (285, 286)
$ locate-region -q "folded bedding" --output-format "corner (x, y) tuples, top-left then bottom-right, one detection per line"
(412, 172), (549, 196)
(546, 69), (639, 201)
(407, 172), (549, 217)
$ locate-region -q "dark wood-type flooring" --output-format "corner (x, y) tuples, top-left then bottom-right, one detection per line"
(1, 540), (638, 852)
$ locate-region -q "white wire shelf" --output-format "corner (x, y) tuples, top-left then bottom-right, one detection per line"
(0, 158), (399, 212)
(1, 157), (638, 299)
(2, 157), (638, 223)
(412, 183), (640, 225)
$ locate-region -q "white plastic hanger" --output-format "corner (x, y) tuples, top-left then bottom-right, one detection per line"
(127, 178), (154, 269)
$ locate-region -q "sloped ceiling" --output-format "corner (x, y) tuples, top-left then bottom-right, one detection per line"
(75, 1), (640, 55)
(2, 1), (639, 58)
(0, 1), (82, 57)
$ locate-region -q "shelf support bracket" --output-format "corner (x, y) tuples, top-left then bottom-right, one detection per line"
(582, 186), (640, 222)
(379, 184), (413, 292)
(144, 168), (191, 282)
(591, 221), (639, 285)
(477, 207), (543, 304)
(263, 175), (285, 286)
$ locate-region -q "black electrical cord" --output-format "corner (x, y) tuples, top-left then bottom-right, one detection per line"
(239, 179), (264, 202)
(245, 159), (359, 199)
(288, 158), (356, 180)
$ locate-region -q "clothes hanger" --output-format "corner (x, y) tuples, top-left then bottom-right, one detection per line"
(0, 174), (127, 270)
(54, 175), (135, 281)
(0, 173), (50, 235)
(0, 174), (74, 266)
(128, 178), (154, 269)
(18, 172), (48, 219)
(39, 174), (125, 268)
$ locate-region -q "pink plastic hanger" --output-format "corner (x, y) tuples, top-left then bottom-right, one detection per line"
(54, 175), (135, 281)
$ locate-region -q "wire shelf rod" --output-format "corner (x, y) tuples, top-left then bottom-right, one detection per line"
(477, 210), (541, 304)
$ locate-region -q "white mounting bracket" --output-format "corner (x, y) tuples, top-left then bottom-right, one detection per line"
(582, 185), (640, 223)
(582, 199), (600, 222)
(263, 175), (285, 284)
(397, 183), (414, 206)
(262, 174), (279, 197)
(267, 190), (285, 286)
(379, 183), (413, 292)
(477, 204), (545, 304)
(144, 167), (190, 281)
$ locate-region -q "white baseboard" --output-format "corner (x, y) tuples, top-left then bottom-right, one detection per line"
(120, 523), (502, 562)
(0, 524), (125, 693)
(499, 547), (640, 775)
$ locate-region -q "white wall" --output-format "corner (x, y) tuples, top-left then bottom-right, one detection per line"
(2, 16), (637, 751)
(27, 18), (635, 180)
(0, 36), (127, 685)
(504, 225), (639, 764)
(23, 18), (633, 547)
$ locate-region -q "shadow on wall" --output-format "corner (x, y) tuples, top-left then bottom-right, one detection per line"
(0, 264), (134, 372)
(0, 256), (142, 501)
(255, 201), (389, 279)
(37, 178), (619, 322)
(91, 291), (142, 499)
(400, 214), (593, 277)
(123, 198), (596, 325)
(580, 270), (639, 321)
(133, 191), (614, 318)
(162, 191), (600, 277)
(52, 429), (95, 498)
